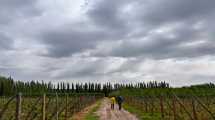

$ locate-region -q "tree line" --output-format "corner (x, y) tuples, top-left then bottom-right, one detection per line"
(0, 75), (169, 96)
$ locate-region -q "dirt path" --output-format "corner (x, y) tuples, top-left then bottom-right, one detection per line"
(72, 103), (98, 120)
(96, 98), (139, 120)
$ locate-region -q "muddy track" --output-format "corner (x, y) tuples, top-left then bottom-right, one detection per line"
(96, 98), (139, 120)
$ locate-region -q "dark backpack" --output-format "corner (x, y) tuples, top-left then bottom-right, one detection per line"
(117, 96), (124, 103)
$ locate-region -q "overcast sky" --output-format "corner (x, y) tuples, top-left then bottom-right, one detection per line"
(0, 0), (215, 86)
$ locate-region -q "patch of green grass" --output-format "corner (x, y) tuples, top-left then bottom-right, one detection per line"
(84, 101), (101, 120)
(123, 104), (162, 120)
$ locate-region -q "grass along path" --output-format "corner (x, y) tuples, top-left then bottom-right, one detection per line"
(84, 100), (102, 120)
(123, 104), (162, 120)
(72, 100), (102, 120)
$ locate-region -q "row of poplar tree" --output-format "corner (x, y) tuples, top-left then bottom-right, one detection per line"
(0, 75), (169, 96)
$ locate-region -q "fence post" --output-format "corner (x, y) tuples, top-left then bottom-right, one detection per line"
(160, 95), (164, 119)
(192, 99), (198, 120)
(42, 93), (46, 120)
(141, 99), (144, 111)
(148, 97), (153, 115)
(15, 93), (22, 120)
(56, 93), (59, 120)
(172, 96), (177, 120)
(144, 97), (148, 112)
(151, 98), (154, 116)
(3, 96), (5, 104)
(65, 94), (68, 120)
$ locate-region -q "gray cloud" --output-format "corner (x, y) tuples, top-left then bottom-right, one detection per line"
(91, 21), (215, 59)
(38, 24), (125, 57)
(138, 0), (215, 26)
(37, 0), (215, 59)
(87, 0), (132, 30)
(0, 0), (42, 24)
(0, 32), (14, 50)
(0, 0), (215, 86)
(37, 0), (134, 58)
(40, 29), (102, 57)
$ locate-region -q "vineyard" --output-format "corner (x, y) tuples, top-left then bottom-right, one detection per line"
(0, 93), (103, 120)
(1, 76), (215, 120)
(125, 95), (215, 120)
(112, 87), (215, 120)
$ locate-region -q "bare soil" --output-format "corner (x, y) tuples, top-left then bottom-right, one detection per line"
(72, 103), (98, 120)
(96, 98), (139, 120)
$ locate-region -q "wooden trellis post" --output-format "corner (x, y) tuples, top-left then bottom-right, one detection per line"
(65, 94), (68, 120)
(144, 97), (148, 112)
(160, 95), (164, 119)
(141, 99), (144, 111)
(56, 93), (59, 120)
(42, 94), (46, 120)
(150, 97), (154, 115)
(172, 96), (177, 120)
(15, 93), (22, 120)
(192, 99), (198, 120)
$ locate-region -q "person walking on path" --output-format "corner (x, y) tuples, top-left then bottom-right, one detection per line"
(116, 96), (124, 110)
(110, 96), (116, 110)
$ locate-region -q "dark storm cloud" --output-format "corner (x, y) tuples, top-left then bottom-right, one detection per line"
(37, 0), (134, 58)
(86, 0), (215, 59)
(39, 21), (131, 58)
(139, 0), (215, 26)
(40, 29), (101, 57)
(37, 0), (215, 59)
(87, 0), (132, 30)
(97, 38), (215, 59)
(95, 21), (215, 59)
(39, 27), (117, 57)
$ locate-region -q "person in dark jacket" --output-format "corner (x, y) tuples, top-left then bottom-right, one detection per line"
(116, 96), (124, 110)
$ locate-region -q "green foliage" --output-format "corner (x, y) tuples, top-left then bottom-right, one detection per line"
(0, 75), (170, 96)
(0, 76), (53, 96)
(0, 75), (106, 96)
(123, 104), (161, 120)
(111, 85), (215, 97)
(84, 101), (101, 120)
